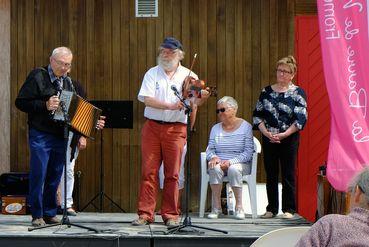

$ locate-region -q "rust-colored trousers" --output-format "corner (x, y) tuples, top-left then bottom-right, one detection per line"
(137, 120), (186, 222)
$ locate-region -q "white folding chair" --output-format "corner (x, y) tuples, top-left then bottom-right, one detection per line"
(199, 136), (261, 218)
(250, 226), (311, 247)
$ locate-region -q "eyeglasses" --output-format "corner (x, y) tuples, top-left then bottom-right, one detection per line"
(53, 59), (72, 68)
(349, 184), (366, 194)
(159, 48), (176, 55)
(216, 108), (227, 114)
(358, 184), (366, 194)
(276, 69), (292, 75)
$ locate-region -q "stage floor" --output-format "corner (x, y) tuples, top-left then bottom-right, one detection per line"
(0, 212), (311, 247)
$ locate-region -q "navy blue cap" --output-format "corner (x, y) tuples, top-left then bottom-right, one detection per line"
(160, 37), (183, 51)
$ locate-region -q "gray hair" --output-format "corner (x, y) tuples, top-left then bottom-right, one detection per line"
(51, 47), (72, 58)
(217, 96), (238, 111)
(348, 167), (369, 204)
(176, 49), (185, 60)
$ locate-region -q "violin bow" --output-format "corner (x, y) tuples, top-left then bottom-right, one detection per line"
(187, 53), (197, 78)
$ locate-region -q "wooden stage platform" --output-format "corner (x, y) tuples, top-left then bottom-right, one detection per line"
(0, 212), (311, 247)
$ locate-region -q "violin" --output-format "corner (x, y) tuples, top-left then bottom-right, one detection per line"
(182, 76), (217, 99)
(182, 54), (217, 99)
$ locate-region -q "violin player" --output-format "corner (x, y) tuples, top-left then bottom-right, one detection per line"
(133, 37), (210, 226)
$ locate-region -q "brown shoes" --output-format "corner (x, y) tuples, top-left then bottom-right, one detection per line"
(281, 212), (294, 219)
(31, 216), (60, 227)
(165, 218), (179, 227)
(131, 217), (149, 226)
(43, 216), (60, 224)
(66, 208), (77, 216)
(31, 218), (46, 227)
(131, 216), (179, 227)
(260, 211), (276, 219)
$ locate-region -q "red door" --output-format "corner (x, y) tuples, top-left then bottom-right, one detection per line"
(295, 16), (330, 221)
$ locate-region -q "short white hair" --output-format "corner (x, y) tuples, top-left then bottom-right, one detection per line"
(349, 167), (369, 204)
(176, 49), (185, 60)
(51, 47), (72, 58)
(217, 96), (238, 111)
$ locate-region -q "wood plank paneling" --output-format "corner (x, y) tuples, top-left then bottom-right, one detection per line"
(16, 0), (28, 172)
(120, 0), (131, 212)
(0, 0), (11, 174)
(295, 0), (317, 15)
(10, 0), (317, 212)
(242, 0), (252, 126)
(10, 0), (18, 172)
(234, 0), (244, 117)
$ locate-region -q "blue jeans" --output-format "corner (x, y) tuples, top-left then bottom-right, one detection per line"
(28, 128), (65, 218)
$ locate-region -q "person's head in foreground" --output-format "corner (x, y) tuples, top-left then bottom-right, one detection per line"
(296, 167), (369, 247)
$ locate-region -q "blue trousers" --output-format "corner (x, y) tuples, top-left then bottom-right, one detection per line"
(28, 128), (65, 218)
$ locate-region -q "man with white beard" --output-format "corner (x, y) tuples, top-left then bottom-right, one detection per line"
(133, 37), (208, 226)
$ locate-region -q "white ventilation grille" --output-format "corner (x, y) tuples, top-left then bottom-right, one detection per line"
(136, 0), (158, 17)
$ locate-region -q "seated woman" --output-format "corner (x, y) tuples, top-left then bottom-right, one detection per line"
(206, 96), (254, 219)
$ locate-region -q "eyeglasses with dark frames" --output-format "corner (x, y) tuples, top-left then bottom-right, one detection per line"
(276, 69), (292, 75)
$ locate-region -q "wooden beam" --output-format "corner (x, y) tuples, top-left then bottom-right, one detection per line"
(0, 0), (10, 174)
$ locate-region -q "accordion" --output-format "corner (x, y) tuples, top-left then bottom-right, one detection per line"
(53, 90), (102, 139)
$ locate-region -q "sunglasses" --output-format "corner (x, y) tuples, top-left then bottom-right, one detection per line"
(216, 108), (227, 114)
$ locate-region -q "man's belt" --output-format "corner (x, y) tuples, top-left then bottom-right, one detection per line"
(149, 119), (183, 125)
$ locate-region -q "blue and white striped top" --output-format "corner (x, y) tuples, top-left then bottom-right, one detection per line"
(206, 120), (254, 165)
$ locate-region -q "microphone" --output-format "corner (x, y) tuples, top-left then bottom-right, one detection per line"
(171, 85), (179, 95)
(51, 80), (63, 116)
(171, 84), (191, 112)
(51, 91), (61, 116)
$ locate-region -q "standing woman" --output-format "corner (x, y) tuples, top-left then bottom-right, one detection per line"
(253, 55), (307, 219)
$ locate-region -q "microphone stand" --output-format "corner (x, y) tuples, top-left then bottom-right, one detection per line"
(29, 101), (100, 233)
(166, 90), (228, 235)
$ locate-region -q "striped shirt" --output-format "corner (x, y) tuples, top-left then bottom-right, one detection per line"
(206, 120), (254, 165)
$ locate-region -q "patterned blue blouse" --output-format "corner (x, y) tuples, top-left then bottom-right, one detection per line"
(253, 84), (307, 133)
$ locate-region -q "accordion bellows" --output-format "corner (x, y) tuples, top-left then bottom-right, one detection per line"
(53, 90), (102, 139)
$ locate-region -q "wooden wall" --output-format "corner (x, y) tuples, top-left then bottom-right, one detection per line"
(10, 0), (317, 212)
(0, 0), (11, 175)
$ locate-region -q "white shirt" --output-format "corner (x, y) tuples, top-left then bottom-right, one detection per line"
(138, 64), (198, 124)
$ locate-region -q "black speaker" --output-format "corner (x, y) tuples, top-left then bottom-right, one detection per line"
(0, 172), (29, 196)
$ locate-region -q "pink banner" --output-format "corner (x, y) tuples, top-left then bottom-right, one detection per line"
(317, 0), (369, 191)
